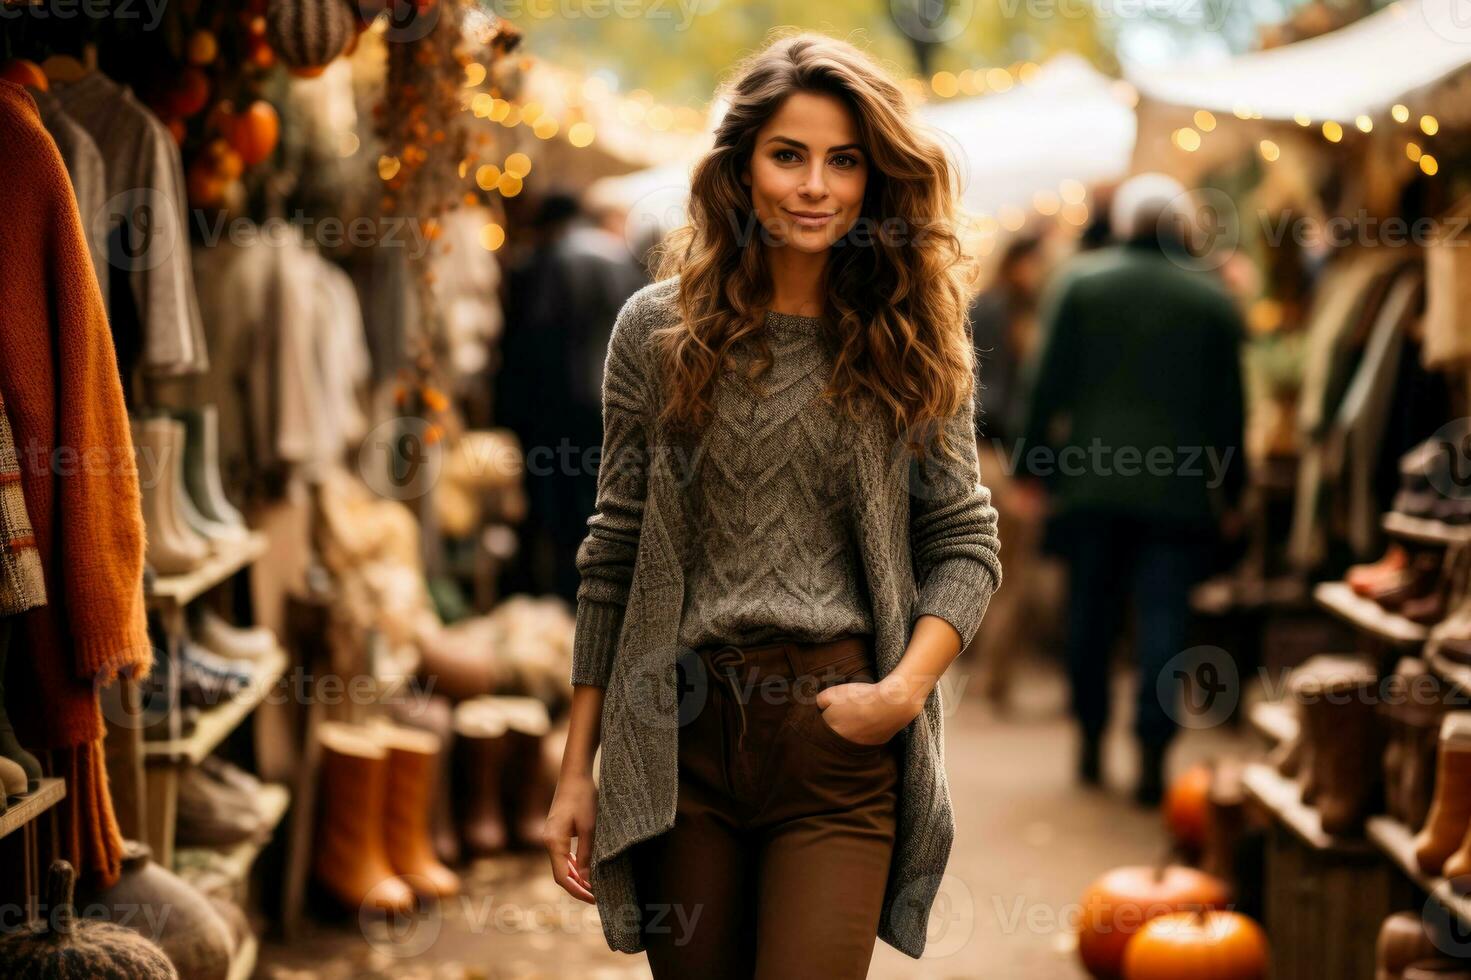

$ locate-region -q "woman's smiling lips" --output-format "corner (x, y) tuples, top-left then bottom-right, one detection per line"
(784, 207), (837, 228)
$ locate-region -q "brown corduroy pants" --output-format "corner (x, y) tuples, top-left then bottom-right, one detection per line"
(628, 633), (900, 979)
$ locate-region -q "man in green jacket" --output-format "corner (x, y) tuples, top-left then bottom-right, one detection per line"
(1015, 173), (1247, 805)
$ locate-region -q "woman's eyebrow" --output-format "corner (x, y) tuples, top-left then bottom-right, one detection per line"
(765, 135), (865, 153)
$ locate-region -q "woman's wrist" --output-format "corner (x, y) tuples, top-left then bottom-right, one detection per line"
(876, 669), (933, 726)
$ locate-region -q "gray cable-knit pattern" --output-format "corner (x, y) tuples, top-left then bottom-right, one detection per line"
(676, 310), (873, 650)
(570, 276), (1002, 960)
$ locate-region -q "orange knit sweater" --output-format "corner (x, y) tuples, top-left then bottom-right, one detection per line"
(0, 80), (153, 886)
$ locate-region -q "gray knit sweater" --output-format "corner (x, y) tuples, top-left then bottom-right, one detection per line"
(572, 277), (1002, 959)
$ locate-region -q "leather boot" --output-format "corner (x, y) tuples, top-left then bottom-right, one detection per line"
(1414, 713), (1471, 875)
(388, 694), (460, 866)
(1377, 911), (1439, 980)
(175, 406), (247, 529)
(1350, 544), (1409, 597)
(1314, 669), (1382, 836)
(312, 722), (415, 915)
(1371, 550), (1445, 612)
(134, 417), (209, 575)
(454, 699), (511, 857)
(373, 722), (460, 900)
(0, 620), (42, 791)
(494, 696), (554, 849)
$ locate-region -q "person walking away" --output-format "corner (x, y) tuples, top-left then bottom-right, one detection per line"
(1014, 173), (1246, 805)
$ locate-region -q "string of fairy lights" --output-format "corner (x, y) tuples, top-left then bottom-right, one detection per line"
(1169, 103), (1446, 177)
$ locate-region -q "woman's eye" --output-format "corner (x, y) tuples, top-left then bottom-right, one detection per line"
(832, 154), (861, 168)
(774, 149), (800, 163)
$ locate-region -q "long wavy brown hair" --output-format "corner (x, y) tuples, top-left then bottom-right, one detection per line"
(649, 31), (979, 463)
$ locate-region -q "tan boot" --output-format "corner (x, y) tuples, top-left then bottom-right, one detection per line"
(313, 722), (415, 915)
(372, 721), (460, 900)
(1314, 669), (1381, 837)
(1413, 713), (1471, 876)
(135, 417), (210, 575)
(494, 696), (554, 850)
(454, 699), (512, 858)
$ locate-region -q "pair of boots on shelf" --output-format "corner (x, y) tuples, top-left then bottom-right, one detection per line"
(142, 609), (278, 737)
(1348, 544), (1452, 624)
(1412, 713), (1471, 887)
(1274, 655), (1381, 836)
(453, 695), (556, 857)
(1383, 658), (1449, 831)
(177, 755), (276, 849)
(313, 720), (461, 916)
(1395, 431), (1471, 526)
(134, 405), (248, 577)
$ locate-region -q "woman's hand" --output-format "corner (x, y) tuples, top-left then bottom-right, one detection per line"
(815, 679), (920, 746)
(544, 771), (598, 904)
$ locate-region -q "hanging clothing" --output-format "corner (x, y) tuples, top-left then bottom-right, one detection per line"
(30, 89), (109, 303)
(0, 390), (45, 617)
(0, 81), (153, 888)
(51, 71), (209, 381)
(1423, 196), (1471, 370)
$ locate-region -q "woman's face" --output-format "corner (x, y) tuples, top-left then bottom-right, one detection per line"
(742, 90), (869, 254)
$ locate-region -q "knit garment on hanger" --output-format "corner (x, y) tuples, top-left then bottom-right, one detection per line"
(0, 80), (153, 888)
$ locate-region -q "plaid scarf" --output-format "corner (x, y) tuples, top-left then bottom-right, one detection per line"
(0, 390), (45, 615)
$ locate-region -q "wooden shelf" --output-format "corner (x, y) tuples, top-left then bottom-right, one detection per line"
(1427, 648), (1471, 699)
(176, 783), (290, 885)
(144, 649), (288, 765)
(1250, 701), (1299, 745)
(0, 778), (65, 841)
(228, 931), (258, 980)
(1313, 581), (1429, 647)
(1243, 763), (1371, 854)
(146, 532), (268, 609)
(1383, 512), (1471, 547)
(1368, 815), (1471, 929)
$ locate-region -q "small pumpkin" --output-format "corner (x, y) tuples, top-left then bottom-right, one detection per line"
(266, 0), (355, 70)
(1164, 763), (1213, 853)
(0, 860), (177, 979)
(166, 68), (210, 118)
(223, 100), (280, 166)
(1078, 864), (1231, 980)
(0, 59), (48, 91)
(1122, 910), (1267, 980)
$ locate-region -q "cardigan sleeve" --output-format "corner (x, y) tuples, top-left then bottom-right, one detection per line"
(44, 106), (153, 683)
(570, 288), (655, 687)
(908, 361), (1003, 651)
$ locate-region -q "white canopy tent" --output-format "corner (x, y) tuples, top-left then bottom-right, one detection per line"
(1127, 0), (1471, 124)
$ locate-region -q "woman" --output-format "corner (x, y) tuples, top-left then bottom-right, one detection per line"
(543, 33), (1002, 977)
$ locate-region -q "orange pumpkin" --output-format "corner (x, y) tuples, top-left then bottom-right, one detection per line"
(0, 59), (48, 92)
(1078, 865), (1231, 979)
(1123, 910), (1267, 980)
(167, 68), (211, 118)
(187, 30), (219, 66)
(225, 101), (279, 166)
(1165, 763), (1213, 852)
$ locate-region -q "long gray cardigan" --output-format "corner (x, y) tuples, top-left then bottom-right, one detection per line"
(571, 276), (1003, 959)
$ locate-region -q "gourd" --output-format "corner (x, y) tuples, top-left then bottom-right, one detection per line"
(266, 0), (355, 71)
(1122, 910), (1268, 980)
(0, 860), (177, 979)
(1078, 864), (1231, 979)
